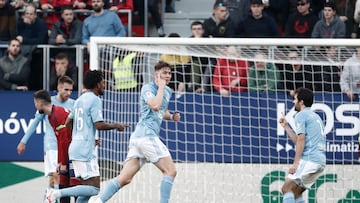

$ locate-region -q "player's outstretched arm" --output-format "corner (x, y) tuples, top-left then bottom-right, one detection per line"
(17, 113), (45, 155)
(95, 121), (130, 131)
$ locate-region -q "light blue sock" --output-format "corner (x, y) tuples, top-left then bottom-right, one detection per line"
(295, 196), (304, 203)
(160, 176), (174, 203)
(59, 185), (99, 198)
(283, 192), (295, 203)
(99, 178), (121, 202)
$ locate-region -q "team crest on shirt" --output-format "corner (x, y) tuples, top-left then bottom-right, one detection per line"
(146, 91), (154, 98)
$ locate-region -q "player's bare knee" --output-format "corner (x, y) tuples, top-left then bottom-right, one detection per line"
(168, 168), (177, 178)
(281, 181), (294, 194)
(293, 186), (305, 198)
(118, 175), (132, 186)
(49, 175), (55, 188)
(53, 172), (60, 182)
(281, 184), (288, 194)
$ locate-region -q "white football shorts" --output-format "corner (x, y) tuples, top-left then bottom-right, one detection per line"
(126, 136), (171, 166)
(72, 158), (100, 180)
(287, 159), (325, 189)
(44, 150), (58, 176)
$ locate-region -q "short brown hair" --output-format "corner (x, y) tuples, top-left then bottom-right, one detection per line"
(154, 61), (171, 71)
(58, 75), (74, 86)
(33, 89), (51, 104)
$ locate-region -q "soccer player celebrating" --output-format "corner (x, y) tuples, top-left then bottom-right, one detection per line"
(17, 76), (75, 203)
(279, 87), (326, 203)
(94, 61), (180, 203)
(44, 70), (128, 203)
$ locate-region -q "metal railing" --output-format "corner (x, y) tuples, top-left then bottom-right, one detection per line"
(17, 9), (133, 37)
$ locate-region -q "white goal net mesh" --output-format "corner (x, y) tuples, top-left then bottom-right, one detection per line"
(90, 37), (360, 203)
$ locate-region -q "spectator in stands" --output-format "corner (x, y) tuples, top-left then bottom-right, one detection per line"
(40, 0), (61, 30)
(17, 3), (48, 90)
(108, 0), (133, 35)
(73, 0), (92, 21)
(311, 2), (346, 38)
(40, 0), (89, 30)
(188, 21), (215, 93)
(280, 49), (315, 96)
(131, 0), (166, 36)
(10, 0), (39, 10)
(222, 0), (250, 25)
(82, 0), (126, 50)
(203, 0), (237, 38)
(189, 21), (205, 92)
(49, 5), (82, 64)
(332, 0), (357, 38)
(0, 0), (16, 57)
(237, 0), (280, 37)
(354, 0), (360, 38)
(247, 51), (279, 92)
(49, 5), (82, 45)
(309, 46), (342, 92)
(340, 47), (360, 101)
(148, 0), (166, 36)
(213, 46), (249, 97)
(284, 0), (318, 38)
(262, 0), (288, 35)
(16, 3), (48, 48)
(50, 52), (78, 91)
(159, 33), (190, 94)
(0, 38), (30, 90)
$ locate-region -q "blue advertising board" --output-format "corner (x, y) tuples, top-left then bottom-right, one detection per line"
(1, 91), (359, 164)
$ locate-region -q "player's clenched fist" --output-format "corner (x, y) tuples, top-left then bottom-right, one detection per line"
(278, 113), (288, 128)
(115, 123), (130, 131)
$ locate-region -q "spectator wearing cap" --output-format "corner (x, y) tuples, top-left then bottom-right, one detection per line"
(203, 0), (237, 38)
(311, 2), (346, 38)
(284, 0), (319, 38)
(237, 0), (280, 37)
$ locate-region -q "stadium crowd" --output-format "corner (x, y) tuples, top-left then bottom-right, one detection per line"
(0, 0), (360, 100)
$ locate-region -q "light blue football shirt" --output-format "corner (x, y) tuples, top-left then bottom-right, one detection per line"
(68, 91), (103, 161)
(21, 96), (75, 152)
(131, 81), (172, 138)
(294, 108), (326, 165)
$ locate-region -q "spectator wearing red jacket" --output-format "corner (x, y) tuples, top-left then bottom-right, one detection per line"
(212, 46), (250, 97)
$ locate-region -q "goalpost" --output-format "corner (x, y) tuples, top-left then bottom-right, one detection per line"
(89, 37), (360, 203)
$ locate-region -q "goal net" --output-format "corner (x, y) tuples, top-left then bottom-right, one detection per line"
(90, 37), (360, 203)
